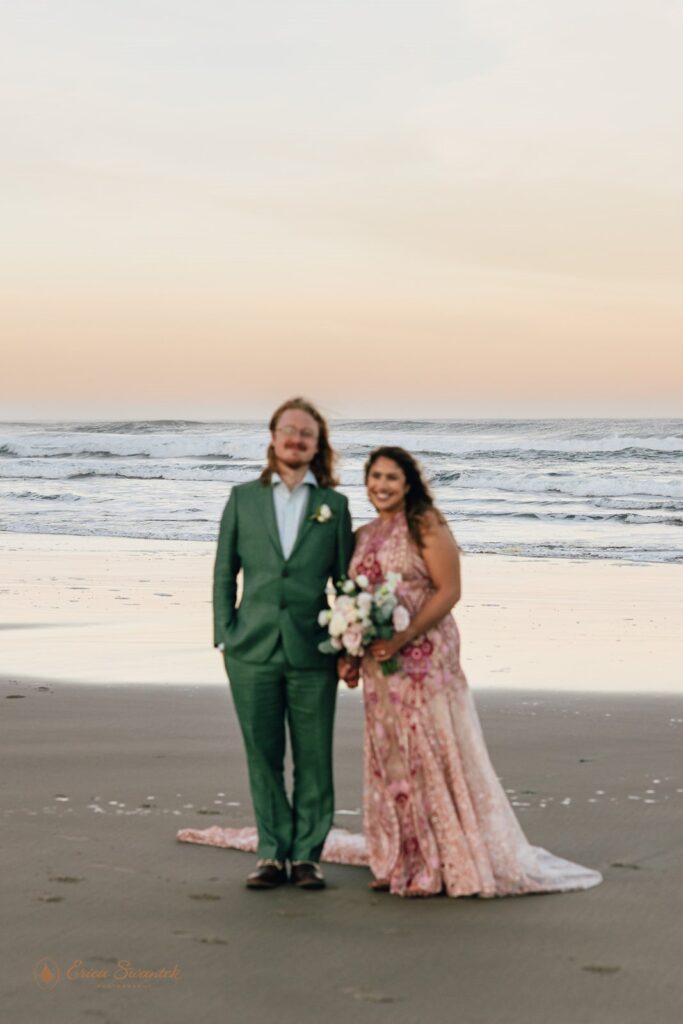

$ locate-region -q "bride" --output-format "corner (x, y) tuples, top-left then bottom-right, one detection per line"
(335, 445), (602, 897)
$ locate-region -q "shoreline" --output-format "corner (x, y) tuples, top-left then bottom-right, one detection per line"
(2, 672), (682, 698)
(2, 531), (681, 692)
(2, 526), (680, 568)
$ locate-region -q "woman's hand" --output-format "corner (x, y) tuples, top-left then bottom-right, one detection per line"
(338, 655), (361, 688)
(369, 630), (411, 663)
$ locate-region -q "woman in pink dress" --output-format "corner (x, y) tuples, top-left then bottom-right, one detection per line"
(338, 445), (602, 898)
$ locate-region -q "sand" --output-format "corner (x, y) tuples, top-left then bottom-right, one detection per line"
(1, 531), (681, 691)
(1, 531), (682, 1022)
(3, 681), (682, 1024)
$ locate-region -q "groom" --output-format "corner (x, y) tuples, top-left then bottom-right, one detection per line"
(213, 398), (354, 890)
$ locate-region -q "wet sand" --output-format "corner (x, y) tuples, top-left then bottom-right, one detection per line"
(2, 531), (682, 1021)
(1, 531), (681, 691)
(3, 679), (682, 1024)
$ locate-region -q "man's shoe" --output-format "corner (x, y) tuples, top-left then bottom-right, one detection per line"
(246, 859), (287, 889)
(290, 861), (326, 890)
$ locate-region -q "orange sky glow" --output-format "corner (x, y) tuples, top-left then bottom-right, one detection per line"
(2, 1), (682, 418)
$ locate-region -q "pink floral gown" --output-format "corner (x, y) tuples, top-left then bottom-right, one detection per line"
(177, 511), (602, 898)
(343, 511), (602, 897)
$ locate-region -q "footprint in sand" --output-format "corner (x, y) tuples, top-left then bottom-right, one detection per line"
(582, 965), (621, 975)
(196, 937), (229, 945)
(37, 895), (64, 902)
(188, 893), (221, 901)
(341, 987), (401, 1004)
(49, 876), (84, 883)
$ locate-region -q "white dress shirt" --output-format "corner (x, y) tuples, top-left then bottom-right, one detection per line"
(271, 469), (317, 559)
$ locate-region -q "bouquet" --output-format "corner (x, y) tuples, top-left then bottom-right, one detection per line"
(318, 571), (411, 675)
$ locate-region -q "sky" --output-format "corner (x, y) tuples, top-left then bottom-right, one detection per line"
(2, 0), (682, 419)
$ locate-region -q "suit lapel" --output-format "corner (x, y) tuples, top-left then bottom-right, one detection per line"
(288, 486), (323, 562)
(260, 483), (285, 560)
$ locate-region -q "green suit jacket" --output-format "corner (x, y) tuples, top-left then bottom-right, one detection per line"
(213, 478), (354, 669)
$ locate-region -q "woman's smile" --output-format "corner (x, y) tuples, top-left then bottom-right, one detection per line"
(367, 456), (409, 515)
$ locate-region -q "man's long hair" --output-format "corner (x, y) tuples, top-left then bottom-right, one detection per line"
(364, 446), (445, 549)
(260, 397), (340, 488)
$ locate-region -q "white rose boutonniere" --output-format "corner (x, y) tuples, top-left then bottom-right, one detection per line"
(310, 503), (333, 524)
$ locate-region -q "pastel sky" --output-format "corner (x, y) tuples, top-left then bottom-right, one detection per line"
(2, 0), (682, 418)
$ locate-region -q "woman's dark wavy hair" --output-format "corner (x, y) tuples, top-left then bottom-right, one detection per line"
(260, 397), (339, 488)
(364, 446), (445, 549)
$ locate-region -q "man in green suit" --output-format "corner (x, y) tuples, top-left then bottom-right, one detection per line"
(213, 397), (354, 890)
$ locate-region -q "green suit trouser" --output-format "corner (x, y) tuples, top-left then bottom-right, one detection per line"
(224, 646), (338, 862)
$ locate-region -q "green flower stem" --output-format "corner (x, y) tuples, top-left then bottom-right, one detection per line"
(381, 657), (399, 676)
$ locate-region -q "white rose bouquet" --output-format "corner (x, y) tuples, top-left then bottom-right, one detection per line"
(318, 571), (410, 675)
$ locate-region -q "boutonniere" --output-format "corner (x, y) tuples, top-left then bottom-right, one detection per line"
(310, 503), (334, 523)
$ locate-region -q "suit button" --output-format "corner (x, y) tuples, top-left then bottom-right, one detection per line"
(280, 598), (287, 609)
(281, 567), (289, 577)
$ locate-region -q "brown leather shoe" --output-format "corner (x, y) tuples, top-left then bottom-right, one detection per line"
(290, 861), (326, 890)
(246, 859), (288, 889)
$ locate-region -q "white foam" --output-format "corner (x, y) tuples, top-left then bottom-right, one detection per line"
(2, 419), (681, 563)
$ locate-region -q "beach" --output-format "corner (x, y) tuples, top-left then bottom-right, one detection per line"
(2, 532), (682, 1022)
(2, 531), (682, 691)
(4, 682), (683, 1023)
(4, 0), (683, 1008)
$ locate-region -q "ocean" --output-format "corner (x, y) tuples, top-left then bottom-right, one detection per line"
(1, 418), (681, 564)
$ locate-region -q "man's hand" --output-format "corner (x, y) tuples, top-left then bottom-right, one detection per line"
(338, 655), (361, 688)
